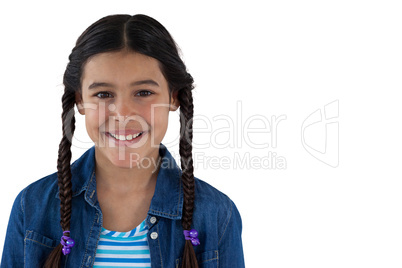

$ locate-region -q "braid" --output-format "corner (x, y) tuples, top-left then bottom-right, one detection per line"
(178, 87), (199, 268)
(57, 90), (76, 232)
(44, 90), (76, 268)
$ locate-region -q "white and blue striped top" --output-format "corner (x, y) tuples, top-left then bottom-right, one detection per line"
(93, 219), (151, 267)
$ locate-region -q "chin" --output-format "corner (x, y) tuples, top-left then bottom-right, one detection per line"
(107, 153), (140, 169)
(106, 155), (138, 168)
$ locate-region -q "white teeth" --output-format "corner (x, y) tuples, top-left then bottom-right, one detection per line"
(130, 132), (142, 140)
(109, 132), (142, 141)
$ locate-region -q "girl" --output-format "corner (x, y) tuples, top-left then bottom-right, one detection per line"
(1, 14), (244, 268)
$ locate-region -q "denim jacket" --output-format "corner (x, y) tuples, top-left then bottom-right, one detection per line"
(1, 143), (245, 268)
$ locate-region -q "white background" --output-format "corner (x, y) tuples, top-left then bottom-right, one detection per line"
(0, 0), (401, 267)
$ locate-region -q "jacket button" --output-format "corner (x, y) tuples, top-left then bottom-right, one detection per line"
(150, 216), (157, 224)
(85, 256), (92, 267)
(150, 232), (158, 240)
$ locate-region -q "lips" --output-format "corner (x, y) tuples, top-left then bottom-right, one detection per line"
(104, 130), (147, 145)
(109, 131), (143, 141)
(107, 129), (144, 135)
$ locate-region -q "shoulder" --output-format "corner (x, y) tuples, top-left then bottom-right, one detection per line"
(27, 171), (58, 196)
(194, 176), (233, 209)
(193, 176), (242, 237)
(14, 146), (95, 210)
(12, 171), (59, 216)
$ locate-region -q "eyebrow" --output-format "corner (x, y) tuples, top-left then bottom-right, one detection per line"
(88, 79), (159, 90)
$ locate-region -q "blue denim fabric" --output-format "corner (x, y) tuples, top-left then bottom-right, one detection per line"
(1, 143), (245, 267)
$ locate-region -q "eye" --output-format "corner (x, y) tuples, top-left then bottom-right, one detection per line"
(136, 90), (153, 97)
(95, 92), (112, 99)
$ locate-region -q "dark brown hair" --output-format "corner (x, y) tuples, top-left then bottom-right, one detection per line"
(44, 14), (198, 268)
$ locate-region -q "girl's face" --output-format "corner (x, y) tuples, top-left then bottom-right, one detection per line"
(76, 50), (179, 169)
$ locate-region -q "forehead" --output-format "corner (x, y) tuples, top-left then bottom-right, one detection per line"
(81, 50), (165, 85)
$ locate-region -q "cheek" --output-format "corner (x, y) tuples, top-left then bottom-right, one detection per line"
(84, 106), (107, 130)
(151, 107), (170, 131)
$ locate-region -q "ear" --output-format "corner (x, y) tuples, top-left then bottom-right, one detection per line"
(75, 92), (85, 115)
(169, 91), (180, 111)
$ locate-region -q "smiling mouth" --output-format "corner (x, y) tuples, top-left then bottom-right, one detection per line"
(107, 131), (144, 141)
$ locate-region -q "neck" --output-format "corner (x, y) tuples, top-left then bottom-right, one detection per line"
(94, 149), (162, 194)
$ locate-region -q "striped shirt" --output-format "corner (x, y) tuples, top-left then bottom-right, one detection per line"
(93, 219), (151, 267)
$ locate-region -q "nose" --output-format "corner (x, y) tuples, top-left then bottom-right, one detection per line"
(107, 96), (148, 132)
(110, 97), (136, 121)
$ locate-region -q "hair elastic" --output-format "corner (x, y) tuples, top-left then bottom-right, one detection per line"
(60, 231), (75, 255)
(183, 229), (200, 246)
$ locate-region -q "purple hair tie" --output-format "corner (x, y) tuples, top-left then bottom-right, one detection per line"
(183, 229), (200, 246)
(60, 231), (75, 255)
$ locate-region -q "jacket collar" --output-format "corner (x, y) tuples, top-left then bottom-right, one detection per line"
(55, 143), (184, 220)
